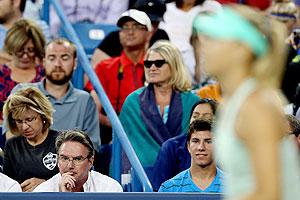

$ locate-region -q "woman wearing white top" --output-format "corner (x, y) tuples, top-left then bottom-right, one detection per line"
(159, 0), (222, 85)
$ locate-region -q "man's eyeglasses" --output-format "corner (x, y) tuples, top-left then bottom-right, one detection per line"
(121, 24), (147, 32)
(58, 155), (89, 165)
(14, 116), (38, 127)
(16, 47), (35, 57)
(144, 59), (167, 68)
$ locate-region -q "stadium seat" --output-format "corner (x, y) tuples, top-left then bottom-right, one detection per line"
(59, 23), (119, 89)
(60, 23), (118, 56)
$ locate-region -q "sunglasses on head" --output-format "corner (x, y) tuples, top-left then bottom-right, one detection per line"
(144, 59), (167, 68)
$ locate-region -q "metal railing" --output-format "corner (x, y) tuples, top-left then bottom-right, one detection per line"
(42, 0), (152, 192)
(0, 193), (222, 199)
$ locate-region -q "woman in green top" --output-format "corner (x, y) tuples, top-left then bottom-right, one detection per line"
(120, 40), (200, 168)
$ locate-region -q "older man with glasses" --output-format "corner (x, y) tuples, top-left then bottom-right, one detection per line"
(33, 130), (122, 192)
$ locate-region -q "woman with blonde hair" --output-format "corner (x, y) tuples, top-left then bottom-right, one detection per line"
(0, 19), (45, 124)
(120, 40), (200, 168)
(3, 87), (59, 192)
(194, 4), (300, 199)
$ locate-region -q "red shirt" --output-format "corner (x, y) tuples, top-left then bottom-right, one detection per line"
(0, 64), (45, 120)
(86, 51), (145, 113)
(217, 0), (271, 10)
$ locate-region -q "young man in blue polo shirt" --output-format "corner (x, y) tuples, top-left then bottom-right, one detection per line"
(158, 118), (224, 192)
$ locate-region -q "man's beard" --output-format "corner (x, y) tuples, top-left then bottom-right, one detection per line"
(46, 69), (73, 85)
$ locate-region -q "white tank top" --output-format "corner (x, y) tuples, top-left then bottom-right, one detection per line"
(214, 78), (300, 199)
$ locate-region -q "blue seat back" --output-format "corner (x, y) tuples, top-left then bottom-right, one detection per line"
(59, 23), (119, 89)
(61, 23), (118, 56)
(130, 166), (153, 192)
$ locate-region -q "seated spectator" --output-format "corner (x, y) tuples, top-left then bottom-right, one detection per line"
(159, 0), (222, 85)
(159, 118), (225, 192)
(151, 98), (218, 191)
(286, 114), (300, 151)
(33, 130), (123, 192)
(119, 40), (200, 169)
(0, 172), (21, 192)
(91, 0), (169, 68)
(23, 0), (43, 20)
(0, 0), (50, 63)
(3, 38), (100, 150)
(50, 0), (129, 37)
(0, 19), (45, 125)
(85, 9), (153, 145)
(3, 87), (59, 192)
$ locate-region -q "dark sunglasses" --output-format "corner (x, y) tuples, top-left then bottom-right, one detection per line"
(144, 59), (167, 68)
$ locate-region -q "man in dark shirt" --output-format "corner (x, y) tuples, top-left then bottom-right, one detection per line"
(91, 0), (169, 67)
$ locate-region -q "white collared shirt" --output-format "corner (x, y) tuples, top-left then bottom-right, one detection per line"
(0, 173), (21, 192)
(33, 171), (123, 192)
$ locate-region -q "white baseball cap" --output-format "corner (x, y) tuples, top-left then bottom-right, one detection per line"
(117, 9), (153, 32)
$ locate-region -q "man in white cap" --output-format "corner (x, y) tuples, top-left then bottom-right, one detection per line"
(85, 9), (152, 149)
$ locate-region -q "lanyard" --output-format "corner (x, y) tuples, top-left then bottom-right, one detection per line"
(116, 62), (124, 114)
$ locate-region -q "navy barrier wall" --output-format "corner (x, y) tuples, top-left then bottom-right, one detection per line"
(0, 193), (222, 200)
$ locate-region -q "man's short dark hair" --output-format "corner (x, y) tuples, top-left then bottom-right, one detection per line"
(189, 98), (218, 120)
(56, 130), (95, 158)
(286, 114), (300, 137)
(133, 0), (166, 22)
(187, 118), (213, 142)
(176, 0), (205, 8)
(20, 0), (27, 13)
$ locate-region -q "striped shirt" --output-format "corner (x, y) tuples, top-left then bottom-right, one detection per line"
(158, 168), (225, 192)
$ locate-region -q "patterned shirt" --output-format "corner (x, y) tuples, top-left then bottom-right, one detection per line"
(158, 168), (225, 193)
(0, 64), (44, 120)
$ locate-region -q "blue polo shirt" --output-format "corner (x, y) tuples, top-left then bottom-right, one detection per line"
(158, 168), (225, 193)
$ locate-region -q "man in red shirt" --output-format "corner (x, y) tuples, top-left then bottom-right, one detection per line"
(86, 9), (152, 144)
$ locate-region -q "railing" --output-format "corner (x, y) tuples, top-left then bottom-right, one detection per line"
(0, 193), (222, 200)
(41, 0), (153, 192)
